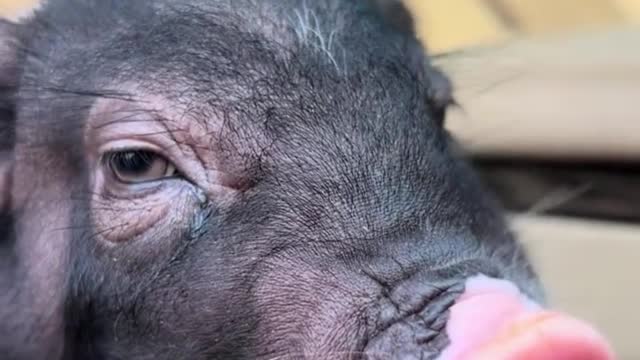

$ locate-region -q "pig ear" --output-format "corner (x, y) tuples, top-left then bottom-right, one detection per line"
(0, 19), (20, 213)
(371, 0), (455, 127)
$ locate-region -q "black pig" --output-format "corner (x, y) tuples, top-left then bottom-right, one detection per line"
(0, 0), (614, 359)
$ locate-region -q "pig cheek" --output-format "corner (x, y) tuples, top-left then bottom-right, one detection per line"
(91, 184), (198, 244)
(11, 163), (72, 359)
(92, 193), (170, 243)
(253, 262), (370, 357)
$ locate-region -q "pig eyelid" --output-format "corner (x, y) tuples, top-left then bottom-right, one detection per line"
(97, 139), (167, 157)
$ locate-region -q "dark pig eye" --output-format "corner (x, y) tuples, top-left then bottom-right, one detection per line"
(106, 150), (177, 184)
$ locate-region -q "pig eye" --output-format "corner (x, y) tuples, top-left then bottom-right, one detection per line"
(106, 150), (178, 184)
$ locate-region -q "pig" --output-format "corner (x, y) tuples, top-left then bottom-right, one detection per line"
(0, 0), (614, 359)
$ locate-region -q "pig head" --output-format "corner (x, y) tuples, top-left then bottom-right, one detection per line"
(0, 1), (613, 359)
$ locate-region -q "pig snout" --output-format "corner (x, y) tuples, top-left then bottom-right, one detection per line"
(439, 275), (614, 360)
(364, 274), (614, 360)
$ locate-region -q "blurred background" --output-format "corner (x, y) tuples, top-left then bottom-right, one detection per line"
(2, 0), (639, 358)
